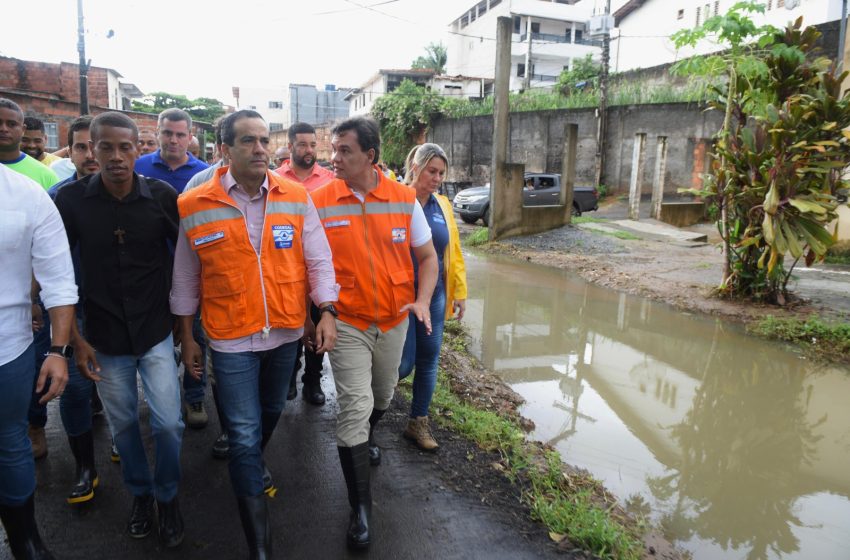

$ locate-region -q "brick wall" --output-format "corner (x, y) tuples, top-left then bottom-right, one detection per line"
(0, 56), (114, 109)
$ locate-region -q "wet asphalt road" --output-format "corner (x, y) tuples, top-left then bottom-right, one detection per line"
(1, 369), (562, 560)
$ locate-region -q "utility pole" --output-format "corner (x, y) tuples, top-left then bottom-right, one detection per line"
(76, 0), (89, 115)
(523, 17), (533, 91)
(593, 0), (612, 190)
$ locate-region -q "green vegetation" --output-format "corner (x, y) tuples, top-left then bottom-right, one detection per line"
(672, 3), (850, 305)
(825, 240), (850, 264)
(571, 216), (606, 224)
(131, 91), (225, 124)
(397, 323), (644, 559)
(371, 80), (445, 166)
(412, 42), (447, 74)
(750, 315), (850, 363)
(556, 54), (602, 94)
(465, 227), (490, 246)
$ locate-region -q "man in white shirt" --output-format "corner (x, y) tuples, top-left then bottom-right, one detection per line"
(0, 164), (77, 558)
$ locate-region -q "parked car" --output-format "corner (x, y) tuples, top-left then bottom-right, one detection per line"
(452, 173), (599, 225)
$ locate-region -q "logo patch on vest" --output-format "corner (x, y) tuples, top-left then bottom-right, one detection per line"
(324, 219), (350, 229)
(193, 231), (224, 247)
(272, 225), (294, 249)
(392, 228), (407, 243)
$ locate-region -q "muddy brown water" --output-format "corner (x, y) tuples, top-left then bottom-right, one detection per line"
(462, 252), (850, 560)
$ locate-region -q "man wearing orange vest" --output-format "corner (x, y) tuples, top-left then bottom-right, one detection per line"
(310, 116), (438, 550)
(170, 110), (339, 558)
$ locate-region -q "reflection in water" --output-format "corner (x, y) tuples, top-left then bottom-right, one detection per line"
(462, 252), (850, 560)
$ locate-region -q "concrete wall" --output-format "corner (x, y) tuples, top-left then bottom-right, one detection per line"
(430, 101), (724, 195)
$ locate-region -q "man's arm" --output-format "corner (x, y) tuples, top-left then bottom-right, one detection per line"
(170, 224), (204, 378)
(301, 197), (339, 354)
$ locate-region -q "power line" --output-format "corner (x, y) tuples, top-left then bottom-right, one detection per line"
(312, 0), (400, 16)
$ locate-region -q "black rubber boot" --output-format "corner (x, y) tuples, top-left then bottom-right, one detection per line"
(338, 443), (371, 550)
(367, 409), (386, 466)
(67, 431), (98, 504)
(0, 494), (55, 560)
(157, 497), (184, 548)
(237, 495), (271, 560)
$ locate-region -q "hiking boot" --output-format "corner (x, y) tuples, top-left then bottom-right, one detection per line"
(28, 425), (47, 460)
(183, 401), (208, 429)
(110, 439), (120, 463)
(212, 431), (229, 459)
(403, 416), (439, 452)
(127, 495), (155, 539)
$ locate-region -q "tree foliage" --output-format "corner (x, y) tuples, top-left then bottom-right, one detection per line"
(673, 3), (850, 304)
(131, 91), (226, 123)
(556, 54), (602, 95)
(411, 42), (448, 74)
(371, 79), (445, 166)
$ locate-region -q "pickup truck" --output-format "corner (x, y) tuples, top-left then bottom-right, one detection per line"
(452, 173), (599, 226)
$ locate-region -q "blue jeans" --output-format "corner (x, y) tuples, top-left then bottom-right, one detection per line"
(96, 334), (184, 502)
(398, 286), (447, 418)
(211, 340), (297, 497)
(182, 313), (207, 405)
(28, 305), (93, 436)
(0, 344), (37, 506)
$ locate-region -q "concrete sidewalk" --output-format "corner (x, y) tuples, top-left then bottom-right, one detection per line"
(3, 374), (565, 560)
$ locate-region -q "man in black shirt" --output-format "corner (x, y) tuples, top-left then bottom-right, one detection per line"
(54, 112), (185, 548)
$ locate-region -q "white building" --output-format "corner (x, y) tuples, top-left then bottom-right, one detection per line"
(447, 0), (602, 92)
(612, 0), (845, 73)
(236, 84), (352, 131)
(236, 86), (290, 131)
(345, 68), (495, 117)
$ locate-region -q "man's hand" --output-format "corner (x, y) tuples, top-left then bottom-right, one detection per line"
(31, 303), (44, 332)
(181, 337), (204, 381)
(401, 301), (432, 335)
(453, 299), (466, 321)
(314, 313), (337, 354)
(302, 317), (317, 352)
(38, 355), (68, 404)
(74, 336), (102, 382)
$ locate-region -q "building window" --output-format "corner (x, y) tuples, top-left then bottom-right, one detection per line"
(470, 8), (476, 22)
(477, 0), (487, 16)
(268, 101), (283, 109)
(517, 63), (526, 77)
(531, 22), (540, 33)
(248, 105), (257, 110)
(461, 14), (469, 28)
(695, 6), (701, 26)
(777, 0), (785, 7)
(43, 122), (59, 151)
(269, 123), (283, 131)
(489, 0), (501, 7)
(767, 0), (773, 8)
(513, 16), (521, 33)
(714, 1), (719, 16)
(574, 29), (583, 43)
(677, 9), (684, 19)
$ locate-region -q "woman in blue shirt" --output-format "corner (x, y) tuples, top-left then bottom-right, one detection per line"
(388, 143), (467, 455)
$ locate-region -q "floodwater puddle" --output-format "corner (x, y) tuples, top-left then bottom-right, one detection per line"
(461, 252), (850, 560)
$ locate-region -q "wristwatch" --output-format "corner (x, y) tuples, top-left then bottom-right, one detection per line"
(47, 345), (74, 359)
(320, 304), (339, 318)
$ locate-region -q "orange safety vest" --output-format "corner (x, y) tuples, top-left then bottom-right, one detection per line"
(177, 167), (309, 340)
(310, 170), (416, 332)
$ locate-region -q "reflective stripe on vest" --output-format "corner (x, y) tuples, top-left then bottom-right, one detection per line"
(315, 201), (414, 220)
(181, 206), (243, 231)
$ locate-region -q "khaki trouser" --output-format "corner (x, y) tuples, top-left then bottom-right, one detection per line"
(329, 319), (408, 447)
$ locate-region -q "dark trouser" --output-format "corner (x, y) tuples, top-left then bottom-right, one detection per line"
(0, 344), (37, 505)
(28, 303), (93, 436)
(290, 304), (325, 387)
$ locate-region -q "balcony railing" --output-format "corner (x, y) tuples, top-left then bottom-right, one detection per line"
(531, 73), (559, 83)
(518, 32), (603, 47)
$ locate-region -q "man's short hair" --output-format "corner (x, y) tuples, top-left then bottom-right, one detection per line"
(212, 115), (226, 146)
(288, 122), (316, 143)
(0, 98), (24, 119)
(67, 115), (94, 147)
(157, 108), (193, 130)
(90, 112), (139, 142)
(332, 117), (380, 164)
(220, 110), (264, 146)
(23, 116), (45, 133)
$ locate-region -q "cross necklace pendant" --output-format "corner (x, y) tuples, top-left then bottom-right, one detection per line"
(114, 227), (126, 245)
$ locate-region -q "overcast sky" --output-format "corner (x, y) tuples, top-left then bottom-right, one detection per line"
(4, 0), (480, 105)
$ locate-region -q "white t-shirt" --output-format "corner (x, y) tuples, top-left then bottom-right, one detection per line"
(0, 165), (78, 366)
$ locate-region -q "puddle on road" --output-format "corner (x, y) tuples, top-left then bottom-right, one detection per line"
(460, 252), (850, 560)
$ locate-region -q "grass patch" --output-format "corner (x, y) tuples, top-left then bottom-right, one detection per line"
(465, 227), (490, 247)
(572, 216), (606, 224)
(400, 323), (644, 559)
(824, 255), (850, 265)
(825, 240), (850, 265)
(749, 315), (850, 363)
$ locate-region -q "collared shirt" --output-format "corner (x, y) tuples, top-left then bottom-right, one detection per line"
(134, 150), (209, 194)
(54, 172), (179, 356)
(48, 172), (81, 197)
(275, 161), (334, 193)
(0, 165), (78, 366)
(170, 170), (338, 353)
